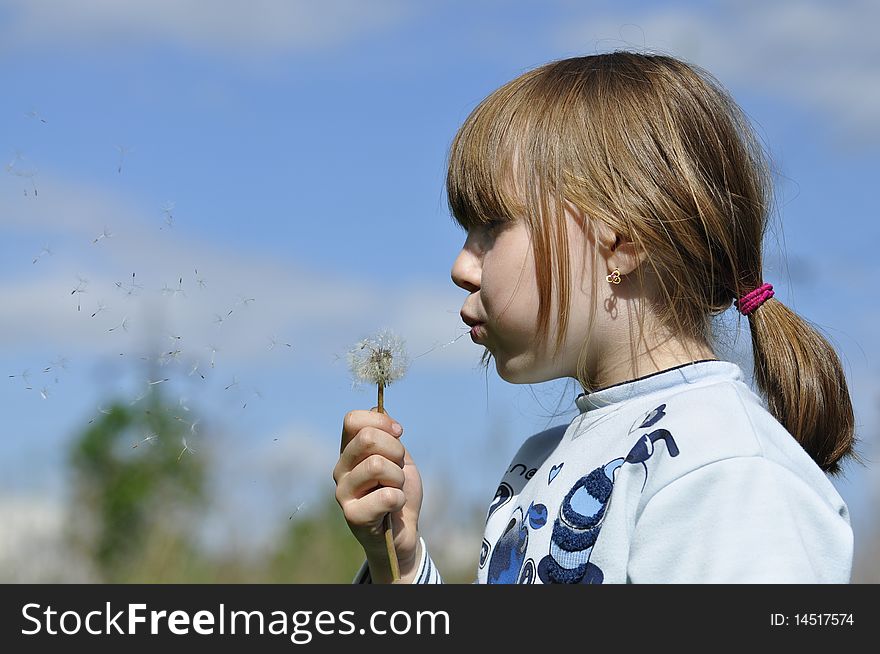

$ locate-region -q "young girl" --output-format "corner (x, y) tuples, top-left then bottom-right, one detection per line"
(333, 51), (860, 583)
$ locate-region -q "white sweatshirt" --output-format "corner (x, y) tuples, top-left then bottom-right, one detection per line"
(353, 359), (853, 583)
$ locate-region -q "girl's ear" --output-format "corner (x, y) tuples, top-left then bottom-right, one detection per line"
(609, 237), (647, 276)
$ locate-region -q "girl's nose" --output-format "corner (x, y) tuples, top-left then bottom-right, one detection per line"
(451, 247), (480, 293)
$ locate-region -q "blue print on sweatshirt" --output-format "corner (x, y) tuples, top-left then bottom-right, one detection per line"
(487, 507), (528, 584)
(527, 502), (548, 529)
(534, 405), (678, 584)
(548, 462), (564, 484)
(486, 481), (514, 524)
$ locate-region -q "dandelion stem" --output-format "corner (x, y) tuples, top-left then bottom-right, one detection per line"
(375, 382), (399, 582)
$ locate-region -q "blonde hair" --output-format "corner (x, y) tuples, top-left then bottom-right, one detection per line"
(446, 51), (860, 476)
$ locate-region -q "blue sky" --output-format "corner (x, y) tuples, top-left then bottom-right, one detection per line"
(1, 0), (878, 577)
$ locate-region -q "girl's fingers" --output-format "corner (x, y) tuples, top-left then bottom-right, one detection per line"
(335, 454), (406, 501)
(341, 486), (407, 528)
(340, 409), (402, 454)
(333, 427), (405, 483)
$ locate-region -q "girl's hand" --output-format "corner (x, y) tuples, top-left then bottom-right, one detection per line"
(333, 407), (423, 583)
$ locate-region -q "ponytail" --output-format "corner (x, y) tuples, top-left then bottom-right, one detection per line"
(744, 295), (862, 475)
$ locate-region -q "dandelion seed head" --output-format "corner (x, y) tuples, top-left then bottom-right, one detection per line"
(347, 328), (409, 388)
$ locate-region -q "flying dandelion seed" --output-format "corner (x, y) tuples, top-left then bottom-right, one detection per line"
(108, 316), (129, 333)
(115, 272), (143, 297)
(25, 108), (47, 123)
(224, 376), (238, 391)
(268, 335), (292, 350)
(116, 145), (132, 174)
(213, 310), (233, 327)
(289, 501), (307, 520)
(169, 277), (186, 298)
(177, 436), (195, 462)
(242, 389), (262, 410)
(188, 360), (206, 379)
(92, 226), (113, 244)
(70, 276), (88, 311)
(48, 356), (69, 384)
(8, 369), (31, 387)
(159, 349), (182, 366)
(148, 378), (169, 386)
(132, 433), (158, 449)
(32, 244), (53, 264)
(91, 301), (108, 318)
(346, 327), (410, 582)
(160, 201), (175, 229)
(207, 344), (220, 368)
(39, 387), (49, 400)
(235, 295), (256, 307)
(6, 150), (39, 196)
(195, 268), (207, 289)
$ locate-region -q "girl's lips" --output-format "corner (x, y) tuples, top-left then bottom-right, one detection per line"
(469, 323), (486, 341)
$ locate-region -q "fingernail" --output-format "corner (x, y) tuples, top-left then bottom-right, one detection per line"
(391, 422), (403, 435)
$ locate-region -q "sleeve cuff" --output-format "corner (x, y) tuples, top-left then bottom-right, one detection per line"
(351, 536), (443, 584)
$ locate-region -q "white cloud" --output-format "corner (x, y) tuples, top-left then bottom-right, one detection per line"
(0, 0), (417, 58)
(555, 0), (880, 145)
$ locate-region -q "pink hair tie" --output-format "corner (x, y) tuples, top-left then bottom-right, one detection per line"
(735, 282), (774, 316)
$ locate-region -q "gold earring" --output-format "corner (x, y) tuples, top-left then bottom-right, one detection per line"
(606, 268), (621, 284)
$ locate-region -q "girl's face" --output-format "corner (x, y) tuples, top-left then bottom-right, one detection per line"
(451, 205), (595, 383)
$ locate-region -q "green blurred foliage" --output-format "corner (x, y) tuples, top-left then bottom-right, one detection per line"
(65, 387), (391, 583)
(68, 387), (206, 580)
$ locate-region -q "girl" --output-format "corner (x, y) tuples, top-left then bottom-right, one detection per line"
(333, 51), (861, 583)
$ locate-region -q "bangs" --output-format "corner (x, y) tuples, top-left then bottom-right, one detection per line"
(446, 77), (537, 231)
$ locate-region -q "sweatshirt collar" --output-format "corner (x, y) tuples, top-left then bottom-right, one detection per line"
(575, 359), (744, 413)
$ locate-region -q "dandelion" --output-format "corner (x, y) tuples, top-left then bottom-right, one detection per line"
(195, 268), (207, 289)
(347, 328), (410, 411)
(346, 327), (410, 581)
